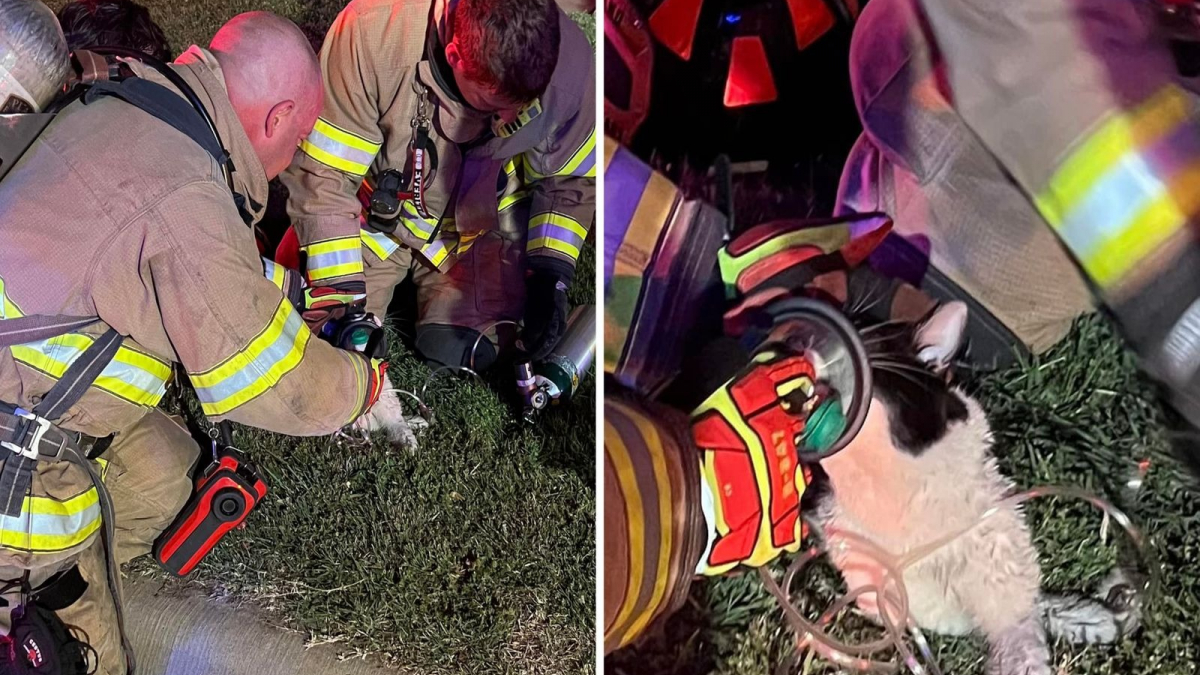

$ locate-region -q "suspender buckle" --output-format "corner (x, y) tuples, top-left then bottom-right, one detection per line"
(2, 408), (50, 460)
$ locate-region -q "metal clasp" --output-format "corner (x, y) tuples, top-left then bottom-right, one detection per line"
(2, 409), (50, 460)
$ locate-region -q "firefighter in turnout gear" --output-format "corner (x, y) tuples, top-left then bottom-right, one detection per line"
(281, 0), (596, 371)
(0, 11), (386, 674)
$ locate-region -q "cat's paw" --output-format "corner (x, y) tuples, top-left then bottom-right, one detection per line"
(1039, 568), (1144, 645)
(354, 388), (420, 450)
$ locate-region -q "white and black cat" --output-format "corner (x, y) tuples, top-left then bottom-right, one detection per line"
(807, 302), (1139, 675)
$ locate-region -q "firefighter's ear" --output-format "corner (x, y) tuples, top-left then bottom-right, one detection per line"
(914, 301), (967, 371)
(445, 39), (464, 73)
(265, 99), (296, 139)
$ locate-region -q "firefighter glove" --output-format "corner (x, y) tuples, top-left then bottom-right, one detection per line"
(521, 268), (570, 361)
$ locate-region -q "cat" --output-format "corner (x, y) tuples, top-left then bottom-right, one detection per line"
(807, 301), (1140, 675)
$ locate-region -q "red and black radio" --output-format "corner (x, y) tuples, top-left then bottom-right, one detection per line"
(153, 445), (267, 577)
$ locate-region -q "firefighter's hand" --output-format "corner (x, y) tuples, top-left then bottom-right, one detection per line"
(520, 269), (570, 361)
(302, 282), (367, 335)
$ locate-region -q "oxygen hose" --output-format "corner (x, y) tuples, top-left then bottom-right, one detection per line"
(759, 485), (1158, 675)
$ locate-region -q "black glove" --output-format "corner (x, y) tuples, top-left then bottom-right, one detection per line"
(521, 268), (570, 361)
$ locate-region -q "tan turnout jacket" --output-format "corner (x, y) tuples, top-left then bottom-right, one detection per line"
(282, 0), (596, 290)
(0, 47), (374, 440)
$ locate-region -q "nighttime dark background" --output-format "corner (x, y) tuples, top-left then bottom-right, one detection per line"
(608, 0), (863, 218)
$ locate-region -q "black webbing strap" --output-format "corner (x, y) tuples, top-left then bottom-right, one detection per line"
(82, 79), (228, 166)
(0, 315), (101, 348)
(0, 329), (121, 518)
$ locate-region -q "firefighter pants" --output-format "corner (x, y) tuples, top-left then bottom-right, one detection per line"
(365, 232), (527, 371)
(0, 410), (198, 675)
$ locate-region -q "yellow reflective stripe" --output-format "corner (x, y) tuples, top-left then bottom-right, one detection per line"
(10, 334), (171, 407)
(299, 119), (381, 176)
(499, 191), (529, 212)
(1, 460), (107, 554)
(560, 129), (598, 178)
(420, 238), (451, 267)
(302, 237), (365, 281)
(529, 212), (587, 239)
(503, 157), (519, 176)
(1079, 173), (1195, 287)
(0, 275), (24, 319)
(262, 258), (289, 291)
(527, 236), (581, 259)
(190, 299), (310, 416)
(1038, 88), (1194, 227)
(360, 229), (401, 260)
(1035, 86), (1200, 288)
(527, 212), (587, 260)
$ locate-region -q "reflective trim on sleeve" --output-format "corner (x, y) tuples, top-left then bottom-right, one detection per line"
(398, 201), (437, 241)
(301, 236), (365, 282)
(11, 334), (172, 408)
(498, 191), (529, 212)
(262, 258), (287, 290)
(189, 298), (311, 416)
(525, 128), (598, 180)
(361, 229), (402, 261)
(527, 212), (588, 260)
(1035, 86), (1200, 289)
(419, 237), (451, 268)
(299, 118), (381, 176)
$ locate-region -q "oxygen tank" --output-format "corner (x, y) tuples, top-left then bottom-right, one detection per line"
(0, 0), (71, 114)
(516, 305), (597, 422)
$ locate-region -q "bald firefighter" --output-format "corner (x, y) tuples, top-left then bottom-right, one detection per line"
(281, 0), (596, 372)
(0, 11), (385, 674)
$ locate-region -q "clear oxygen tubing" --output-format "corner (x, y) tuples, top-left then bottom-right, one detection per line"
(758, 485), (1157, 674)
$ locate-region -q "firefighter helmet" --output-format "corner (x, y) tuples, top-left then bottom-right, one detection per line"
(0, 0), (71, 113)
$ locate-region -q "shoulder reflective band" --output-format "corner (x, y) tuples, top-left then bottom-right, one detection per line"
(189, 298), (310, 416)
(0, 458), (108, 554)
(301, 236), (365, 282)
(1034, 85), (1200, 291)
(300, 118), (382, 177)
(528, 212), (588, 261)
(10, 335), (171, 408)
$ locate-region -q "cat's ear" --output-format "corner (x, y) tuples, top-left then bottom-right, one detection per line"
(914, 301), (967, 370)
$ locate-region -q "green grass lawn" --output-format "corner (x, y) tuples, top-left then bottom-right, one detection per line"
(42, 0), (597, 671)
(609, 315), (1200, 675)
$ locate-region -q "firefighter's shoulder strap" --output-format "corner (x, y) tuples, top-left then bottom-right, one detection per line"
(82, 77), (229, 167)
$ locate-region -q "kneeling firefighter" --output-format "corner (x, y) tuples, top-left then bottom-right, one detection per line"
(602, 137), (932, 652)
(0, 6), (387, 674)
(278, 0), (596, 374)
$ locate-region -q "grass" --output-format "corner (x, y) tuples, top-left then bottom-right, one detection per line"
(608, 315), (1200, 675)
(43, 0), (598, 671)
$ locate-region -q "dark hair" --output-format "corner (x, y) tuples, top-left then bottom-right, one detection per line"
(452, 0), (560, 103)
(56, 0), (172, 63)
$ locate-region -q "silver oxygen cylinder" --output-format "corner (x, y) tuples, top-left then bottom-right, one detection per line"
(536, 304), (596, 402)
(0, 0), (71, 114)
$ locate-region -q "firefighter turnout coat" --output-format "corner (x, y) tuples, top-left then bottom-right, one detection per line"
(281, 0), (596, 294)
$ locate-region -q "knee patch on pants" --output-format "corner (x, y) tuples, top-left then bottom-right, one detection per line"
(415, 324), (497, 372)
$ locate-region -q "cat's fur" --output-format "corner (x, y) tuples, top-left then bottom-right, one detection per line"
(808, 302), (1136, 675)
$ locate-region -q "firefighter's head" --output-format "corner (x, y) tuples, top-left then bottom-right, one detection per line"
(445, 0), (561, 122)
(56, 0), (172, 62)
(210, 12), (324, 179)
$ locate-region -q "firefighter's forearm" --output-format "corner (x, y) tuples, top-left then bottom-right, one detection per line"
(913, 0), (1200, 408)
(281, 158), (369, 289)
(212, 337), (370, 436)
